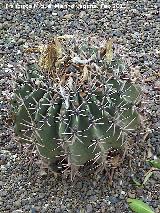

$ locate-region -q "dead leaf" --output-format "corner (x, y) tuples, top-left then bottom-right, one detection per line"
(130, 66), (141, 81)
(143, 170), (153, 185)
(54, 37), (62, 58)
(82, 65), (89, 81)
(25, 47), (40, 53)
(39, 168), (47, 177)
(144, 76), (156, 83)
(110, 154), (121, 168)
(147, 147), (153, 159)
(5, 117), (13, 126)
(63, 14), (73, 19)
(153, 71), (160, 78)
(39, 38), (62, 74)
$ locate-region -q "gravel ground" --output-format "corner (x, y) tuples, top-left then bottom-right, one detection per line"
(0, 0), (159, 212)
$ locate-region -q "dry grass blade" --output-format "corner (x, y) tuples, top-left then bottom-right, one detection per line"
(105, 39), (113, 64)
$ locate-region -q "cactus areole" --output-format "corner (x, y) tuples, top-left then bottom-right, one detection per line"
(11, 37), (142, 177)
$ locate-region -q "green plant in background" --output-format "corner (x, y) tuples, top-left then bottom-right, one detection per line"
(11, 36), (142, 179)
(131, 158), (160, 187)
(147, 159), (160, 169)
(127, 198), (155, 213)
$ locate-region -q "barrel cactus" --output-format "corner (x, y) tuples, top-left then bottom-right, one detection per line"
(11, 36), (142, 179)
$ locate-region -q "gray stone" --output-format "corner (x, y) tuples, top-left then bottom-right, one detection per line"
(55, 197), (61, 205)
(76, 181), (83, 189)
(86, 204), (93, 213)
(109, 196), (120, 204)
(128, 192), (136, 199)
(33, 206), (41, 211)
(55, 208), (61, 213)
(1, 190), (7, 197)
(0, 23), (3, 30)
(86, 190), (92, 196)
(14, 200), (21, 208)
(17, 38), (26, 45)
(2, 21), (10, 29)
(89, 195), (97, 202)
(154, 81), (160, 90)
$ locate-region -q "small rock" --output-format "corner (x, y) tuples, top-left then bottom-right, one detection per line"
(121, 190), (126, 195)
(39, 169), (47, 177)
(1, 190), (7, 197)
(55, 208), (61, 213)
(38, 193), (45, 199)
(76, 181), (83, 189)
(155, 208), (160, 213)
(154, 81), (160, 90)
(109, 196), (119, 204)
(55, 197), (60, 205)
(14, 200), (21, 208)
(86, 204), (93, 213)
(0, 23), (3, 30)
(90, 195), (97, 202)
(128, 192), (136, 199)
(79, 11), (86, 18)
(17, 38), (26, 45)
(86, 190), (92, 196)
(32, 206), (41, 212)
(2, 21), (10, 29)
(109, 206), (116, 212)
(0, 160), (6, 165)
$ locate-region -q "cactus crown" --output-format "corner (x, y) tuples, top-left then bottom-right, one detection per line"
(11, 36), (142, 179)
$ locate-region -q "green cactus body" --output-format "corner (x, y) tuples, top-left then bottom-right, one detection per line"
(14, 88), (46, 143)
(36, 100), (63, 161)
(11, 37), (142, 175)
